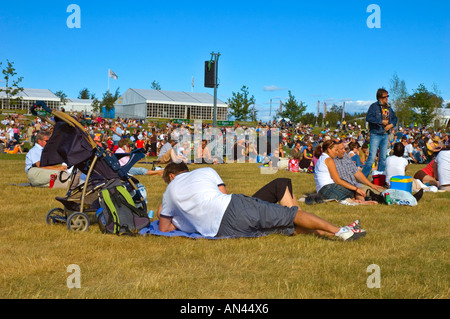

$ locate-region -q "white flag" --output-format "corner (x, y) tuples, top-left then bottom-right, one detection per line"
(109, 69), (118, 80)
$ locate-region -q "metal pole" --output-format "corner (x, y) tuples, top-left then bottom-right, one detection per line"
(270, 99), (272, 117)
(213, 70), (217, 127)
(108, 69), (110, 93)
(212, 52), (220, 127)
(316, 100), (319, 127)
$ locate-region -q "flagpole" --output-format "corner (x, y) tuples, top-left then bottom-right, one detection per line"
(108, 69), (110, 93)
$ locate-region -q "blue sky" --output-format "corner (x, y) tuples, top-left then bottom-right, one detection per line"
(1, 0), (449, 121)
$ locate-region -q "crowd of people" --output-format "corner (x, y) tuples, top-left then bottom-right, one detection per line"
(1, 87), (450, 240)
(307, 89), (449, 205)
(1, 92), (449, 190)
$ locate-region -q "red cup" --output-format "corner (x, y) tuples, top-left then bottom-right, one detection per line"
(49, 174), (57, 188)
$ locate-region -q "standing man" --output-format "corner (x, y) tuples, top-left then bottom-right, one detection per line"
(362, 88), (397, 177)
(112, 123), (123, 146)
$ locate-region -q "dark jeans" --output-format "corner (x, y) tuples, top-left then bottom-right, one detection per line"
(318, 183), (355, 201)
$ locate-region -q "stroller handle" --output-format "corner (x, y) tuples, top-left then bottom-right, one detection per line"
(31, 100), (53, 116)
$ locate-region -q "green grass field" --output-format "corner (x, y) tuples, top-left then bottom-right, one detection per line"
(0, 154), (448, 299)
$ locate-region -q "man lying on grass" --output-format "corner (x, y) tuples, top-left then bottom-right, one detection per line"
(158, 162), (366, 241)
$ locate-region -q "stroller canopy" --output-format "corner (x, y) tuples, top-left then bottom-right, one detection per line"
(40, 113), (120, 180)
(41, 114), (95, 168)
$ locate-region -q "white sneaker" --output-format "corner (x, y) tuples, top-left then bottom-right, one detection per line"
(337, 226), (366, 241)
(347, 219), (361, 230)
(429, 186), (438, 192)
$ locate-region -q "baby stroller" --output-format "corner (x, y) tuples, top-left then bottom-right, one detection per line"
(31, 101), (148, 232)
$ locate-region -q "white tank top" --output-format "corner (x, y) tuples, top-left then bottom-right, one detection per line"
(314, 153), (335, 192)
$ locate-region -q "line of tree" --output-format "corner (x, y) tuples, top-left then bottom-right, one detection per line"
(53, 87), (119, 115)
(389, 73), (445, 128)
(227, 74), (447, 128)
(2, 60), (447, 127)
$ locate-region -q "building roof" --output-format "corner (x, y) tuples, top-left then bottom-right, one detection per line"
(438, 108), (450, 118)
(129, 89), (227, 106)
(67, 98), (94, 104)
(0, 87), (60, 101)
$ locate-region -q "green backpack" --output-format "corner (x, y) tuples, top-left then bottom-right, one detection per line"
(97, 180), (150, 235)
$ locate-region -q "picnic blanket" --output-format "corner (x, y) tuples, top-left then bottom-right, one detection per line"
(139, 220), (222, 239)
(139, 220), (263, 239)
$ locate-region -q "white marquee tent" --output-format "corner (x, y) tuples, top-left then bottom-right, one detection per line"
(114, 89), (228, 120)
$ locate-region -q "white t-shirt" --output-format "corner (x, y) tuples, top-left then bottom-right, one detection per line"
(404, 143), (414, 157)
(160, 167), (232, 237)
(314, 153), (335, 192)
(385, 155), (408, 185)
(435, 150), (450, 186)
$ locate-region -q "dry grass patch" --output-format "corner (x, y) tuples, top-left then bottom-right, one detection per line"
(0, 156), (448, 299)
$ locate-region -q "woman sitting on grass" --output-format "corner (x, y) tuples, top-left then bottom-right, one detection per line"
(299, 142), (314, 171)
(314, 139), (367, 202)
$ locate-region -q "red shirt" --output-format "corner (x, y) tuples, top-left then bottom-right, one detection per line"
(136, 139), (145, 149)
(422, 159), (435, 177)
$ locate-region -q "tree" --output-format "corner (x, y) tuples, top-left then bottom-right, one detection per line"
(324, 104), (343, 127)
(407, 84), (443, 127)
(276, 90), (306, 125)
(0, 59), (24, 107)
(249, 105), (258, 122)
(151, 81), (161, 90)
(300, 112), (316, 125)
(55, 90), (68, 105)
(389, 73), (412, 127)
(101, 88), (120, 112)
(227, 85), (256, 121)
(78, 88), (92, 99)
(91, 96), (101, 113)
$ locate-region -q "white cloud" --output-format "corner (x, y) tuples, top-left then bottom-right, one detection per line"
(263, 85), (287, 92)
(343, 100), (375, 114)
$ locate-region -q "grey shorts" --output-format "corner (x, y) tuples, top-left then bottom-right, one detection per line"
(215, 194), (298, 238)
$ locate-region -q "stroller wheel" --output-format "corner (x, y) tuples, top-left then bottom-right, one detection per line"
(46, 208), (67, 225)
(67, 212), (90, 232)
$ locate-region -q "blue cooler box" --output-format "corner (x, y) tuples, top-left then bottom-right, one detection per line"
(390, 176), (413, 193)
